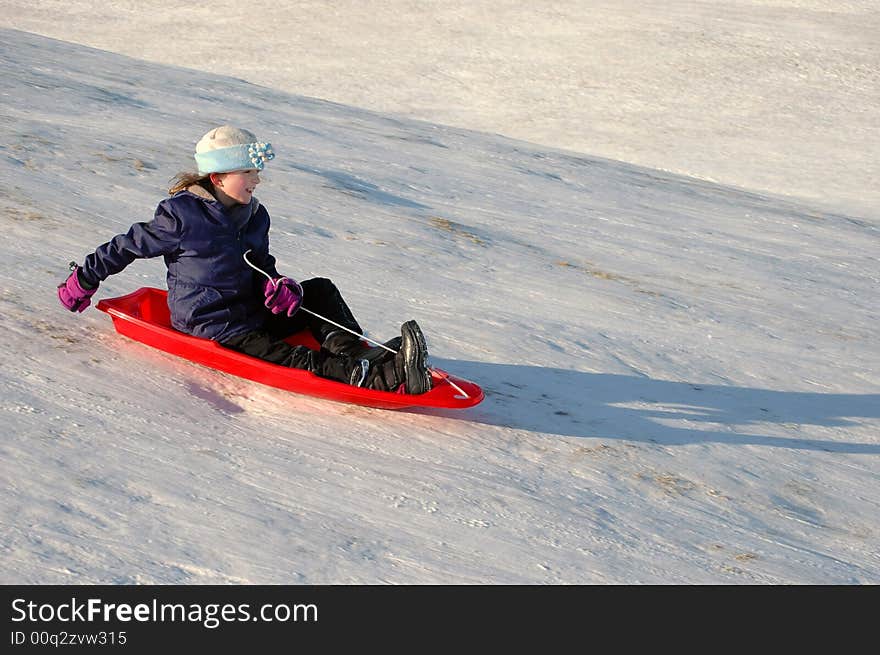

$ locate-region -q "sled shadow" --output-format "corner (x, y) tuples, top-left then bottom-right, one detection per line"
(421, 359), (880, 454)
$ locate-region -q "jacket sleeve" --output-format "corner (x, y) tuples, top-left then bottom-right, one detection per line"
(80, 203), (183, 285)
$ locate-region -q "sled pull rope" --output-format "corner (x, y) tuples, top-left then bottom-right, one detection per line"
(243, 250), (470, 399)
(432, 369), (470, 400)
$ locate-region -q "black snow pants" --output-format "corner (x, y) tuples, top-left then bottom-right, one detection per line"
(218, 277), (364, 383)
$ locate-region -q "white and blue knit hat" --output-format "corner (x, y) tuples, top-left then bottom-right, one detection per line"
(194, 125), (275, 175)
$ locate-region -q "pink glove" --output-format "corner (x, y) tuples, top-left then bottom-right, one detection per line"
(57, 264), (98, 312)
(264, 277), (303, 317)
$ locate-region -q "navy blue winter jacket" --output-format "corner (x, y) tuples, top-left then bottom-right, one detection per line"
(81, 186), (280, 342)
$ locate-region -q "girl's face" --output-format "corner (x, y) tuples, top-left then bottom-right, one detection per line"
(213, 169), (261, 207)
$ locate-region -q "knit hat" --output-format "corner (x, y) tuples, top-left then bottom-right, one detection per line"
(194, 125), (275, 175)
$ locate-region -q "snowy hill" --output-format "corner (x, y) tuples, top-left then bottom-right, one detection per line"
(1, 29), (878, 584)
(5, 1), (879, 216)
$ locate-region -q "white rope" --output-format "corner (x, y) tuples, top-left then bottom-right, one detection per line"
(242, 250), (470, 399)
(438, 372), (470, 400)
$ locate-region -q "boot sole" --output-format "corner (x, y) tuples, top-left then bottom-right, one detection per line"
(401, 321), (432, 394)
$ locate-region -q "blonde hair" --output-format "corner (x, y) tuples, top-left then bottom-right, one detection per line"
(168, 171), (216, 196)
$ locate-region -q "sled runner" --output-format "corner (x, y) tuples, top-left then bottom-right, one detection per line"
(96, 288), (484, 410)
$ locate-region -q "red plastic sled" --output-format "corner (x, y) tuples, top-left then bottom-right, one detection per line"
(96, 287), (483, 410)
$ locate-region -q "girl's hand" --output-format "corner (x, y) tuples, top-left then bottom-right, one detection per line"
(57, 264), (98, 312)
(264, 277), (303, 317)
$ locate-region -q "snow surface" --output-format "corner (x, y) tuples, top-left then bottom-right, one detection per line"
(4, 0), (878, 216)
(1, 15), (878, 584)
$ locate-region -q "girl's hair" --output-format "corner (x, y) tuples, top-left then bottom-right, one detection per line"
(168, 171), (216, 196)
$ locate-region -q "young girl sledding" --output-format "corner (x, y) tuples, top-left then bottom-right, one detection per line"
(57, 125), (432, 394)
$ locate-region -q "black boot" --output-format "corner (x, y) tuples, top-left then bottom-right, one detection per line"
(361, 322), (431, 394)
(363, 357), (402, 392)
(397, 320), (432, 394)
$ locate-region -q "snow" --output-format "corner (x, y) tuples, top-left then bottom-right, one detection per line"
(4, 1), (878, 216)
(0, 4), (878, 584)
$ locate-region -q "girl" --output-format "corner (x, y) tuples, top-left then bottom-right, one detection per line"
(57, 125), (432, 394)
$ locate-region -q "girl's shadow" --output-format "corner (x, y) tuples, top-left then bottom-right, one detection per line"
(423, 359), (880, 454)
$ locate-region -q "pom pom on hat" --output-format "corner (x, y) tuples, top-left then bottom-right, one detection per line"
(194, 125), (275, 175)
